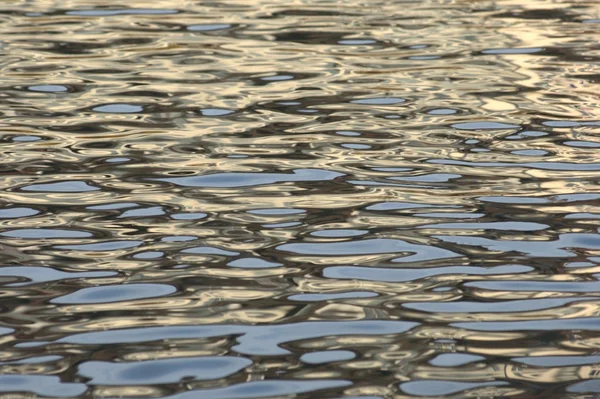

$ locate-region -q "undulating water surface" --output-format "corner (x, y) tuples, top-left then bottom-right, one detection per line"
(0, 0), (599, 397)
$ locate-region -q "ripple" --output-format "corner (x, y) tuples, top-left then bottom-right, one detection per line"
(2, 355), (63, 364)
(336, 130), (361, 136)
(261, 75), (294, 81)
(324, 265), (531, 282)
(263, 222), (301, 228)
(0, 327), (14, 336)
(78, 356), (251, 385)
(51, 283), (176, 304)
(27, 84), (68, 92)
(278, 238), (460, 262)
(415, 212), (484, 219)
(155, 169), (344, 188)
(310, 229), (368, 238)
(187, 24), (231, 31)
(342, 143), (371, 149)
(0, 0), (597, 395)
(339, 39), (377, 45)
(477, 196), (548, 204)
(55, 240), (143, 251)
(300, 350), (355, 364)
(351, 97), (406, 105)
(0, 207), (39, 218)
(514, 355), (600, 367)
(171, 212), (208, 220)
(400, 381), (507, 396)
(506, 130), (548, 140)
(67, 8), (178, 16)
(93, 103), (143, 113)
(465, 280), (600, 292)
(404, 297), (592, 313)
(105, 157), (130, 163)
(289, 292), (377, 301)
(161, 235), (197, 242)
(568, 380), (600, 393)
(227, 258), (282, 268)
(182, 246), (239, 256)
(0, 229), (92, 238)
(542, 120), (581, 127)
(165, 380), (351, 399)
(389, 173), (461, 183)
(0, 375), (86, 397)
(482, 47), (544, 54)
(429, 354), (485, 367)
(52, 321), (418, 355)
(420, 221), (548, 231)
(118, 206), (165, 218)
(451, 121), (520, 130)
(563, 140), (600, 148)
(199, 108), (234, 116)
(134, 251), (164, 259)
(452, 317), (600, 332)
(366, 202), (448, 211)
(0, 266), (116, 286)
(565, 213), (600, 219)
(427, 108), (458, 115)
(437, 233), (600, 258)
(87, 202), (139, 210)
(248, 208), (305, 215)
(11, 135), (41, 142)
(21, 181), (99, 192)
(511, 149), (548, 156)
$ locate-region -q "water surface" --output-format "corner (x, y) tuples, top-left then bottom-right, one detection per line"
(0, 0), (599, 398)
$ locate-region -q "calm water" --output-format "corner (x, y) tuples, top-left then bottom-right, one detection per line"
(0, 0), (599, 398)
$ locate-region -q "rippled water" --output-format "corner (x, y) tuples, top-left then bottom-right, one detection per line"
(0, 0), (599, 398)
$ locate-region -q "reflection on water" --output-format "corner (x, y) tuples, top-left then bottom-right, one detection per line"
(0, 0), (599, 397)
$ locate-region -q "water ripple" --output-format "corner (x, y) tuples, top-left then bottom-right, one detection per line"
(0, 0), (598, 397)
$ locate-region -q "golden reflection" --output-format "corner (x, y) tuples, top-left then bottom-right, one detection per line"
(0, 0), (598, 397)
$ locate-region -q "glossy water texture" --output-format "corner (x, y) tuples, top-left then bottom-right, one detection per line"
(0, 0), (599, 398)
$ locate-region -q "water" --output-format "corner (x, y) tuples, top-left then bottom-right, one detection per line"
(0, 0), (599, 398)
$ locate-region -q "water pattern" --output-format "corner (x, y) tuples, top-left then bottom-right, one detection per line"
(0, 0), (599, 398)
